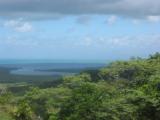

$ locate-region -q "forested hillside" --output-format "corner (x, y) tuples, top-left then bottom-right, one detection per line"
(1, 52), (160, 120)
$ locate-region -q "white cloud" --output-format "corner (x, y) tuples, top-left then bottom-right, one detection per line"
(147, 16), (160, 23)
(3, 35), (38, 47)
(4, 19), (33, 32)
(132, 19), (141, 25)
(83, 37), (93, 47)
(76, 34), (160, 49)
(75, 36), (93, 47)
(14, 22), (33, 32)
(106, 15), (117, 25)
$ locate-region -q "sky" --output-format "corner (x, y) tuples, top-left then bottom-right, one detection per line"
(0, 0), (160, 60)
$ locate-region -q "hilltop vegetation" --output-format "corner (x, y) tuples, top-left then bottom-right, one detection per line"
(0, 52), (160, 120)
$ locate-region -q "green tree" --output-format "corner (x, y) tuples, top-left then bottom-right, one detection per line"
(58, 82), (106, 120)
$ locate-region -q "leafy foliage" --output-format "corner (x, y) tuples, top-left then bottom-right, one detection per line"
(1, 52), (160, 120)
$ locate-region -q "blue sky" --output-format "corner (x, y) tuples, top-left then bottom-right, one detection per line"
(0, 0), (160, 60)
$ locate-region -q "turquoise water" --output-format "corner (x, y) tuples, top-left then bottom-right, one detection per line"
(0, 60), (107, 76)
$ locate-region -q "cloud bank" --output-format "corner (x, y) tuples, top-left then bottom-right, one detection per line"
(0, 0), (160, 20)
(4, 19), (33, 32)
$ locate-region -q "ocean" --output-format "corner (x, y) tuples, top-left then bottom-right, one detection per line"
(0, 60), (107, 76)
